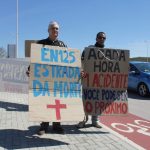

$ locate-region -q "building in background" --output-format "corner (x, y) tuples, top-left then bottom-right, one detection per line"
(0, 47), (7, 58)
(7, 44), (17, 58)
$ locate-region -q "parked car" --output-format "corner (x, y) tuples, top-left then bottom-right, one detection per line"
(128, 61), (150, 97)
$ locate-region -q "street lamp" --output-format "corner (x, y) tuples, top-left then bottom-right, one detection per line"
(16, 0), (19, 58)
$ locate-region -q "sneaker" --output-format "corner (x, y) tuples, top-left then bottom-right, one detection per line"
(37, 129), (46, 135)
(52, 124), (65, 134)
(37, 127), (48, 135)
(37, 122), (49, 135)
(76, 121), (86, 128)
(92, 122), (102, 128)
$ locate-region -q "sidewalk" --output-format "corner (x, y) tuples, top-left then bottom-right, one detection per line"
(0, 92), (141, 150)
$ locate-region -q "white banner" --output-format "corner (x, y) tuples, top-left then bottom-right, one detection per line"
(0, 58), (30, 94)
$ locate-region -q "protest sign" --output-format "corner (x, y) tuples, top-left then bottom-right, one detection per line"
(82, 47), (129, 115)
(29, 43), (84, 122)
(25, 40), (37, 57)
(0, 58), (29, 94)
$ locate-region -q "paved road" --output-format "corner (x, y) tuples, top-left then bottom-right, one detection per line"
(0, 92), (140, 150)
(101, 91), (150, 150)
(128, 90), (150, 120)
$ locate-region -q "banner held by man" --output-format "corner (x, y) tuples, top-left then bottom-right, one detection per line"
(29, 43), (85, 122)
(82, 47), (129, 116)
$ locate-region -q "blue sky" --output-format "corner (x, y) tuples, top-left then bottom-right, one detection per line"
(0, 0), (150, 58)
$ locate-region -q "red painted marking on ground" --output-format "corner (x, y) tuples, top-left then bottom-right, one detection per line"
(101, 113), (150, 150)
(47, 99), (67, 120)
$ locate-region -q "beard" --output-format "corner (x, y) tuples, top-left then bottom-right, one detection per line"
(95, 42), (105, 48)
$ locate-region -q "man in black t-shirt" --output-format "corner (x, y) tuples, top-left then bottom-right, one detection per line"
(27, 21), (66, 135)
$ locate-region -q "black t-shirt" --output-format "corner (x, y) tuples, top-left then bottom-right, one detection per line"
(37, 37), (67, 47)
(81, 42), (104, 61)
(28, 37), (66, 70)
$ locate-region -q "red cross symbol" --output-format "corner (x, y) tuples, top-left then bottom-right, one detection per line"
(47, 99), (67, 120)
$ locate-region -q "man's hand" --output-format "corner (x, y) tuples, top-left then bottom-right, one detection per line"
(26, 70), (30, 77)
(81, 71), (87, 78)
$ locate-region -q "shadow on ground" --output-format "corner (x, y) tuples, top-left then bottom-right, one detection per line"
(0, 125), (109, 149)
(0, 101), (28, 111)
(61, 124), (109, 134)
(0, 126), (68, 149)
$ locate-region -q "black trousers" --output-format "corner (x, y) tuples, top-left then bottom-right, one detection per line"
(40, 122), (61, 129)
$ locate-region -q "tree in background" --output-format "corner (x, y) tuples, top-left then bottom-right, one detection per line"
(0, 47), (7, 58)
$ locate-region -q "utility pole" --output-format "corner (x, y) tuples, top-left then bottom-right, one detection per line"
(16, 0), (19, 58)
